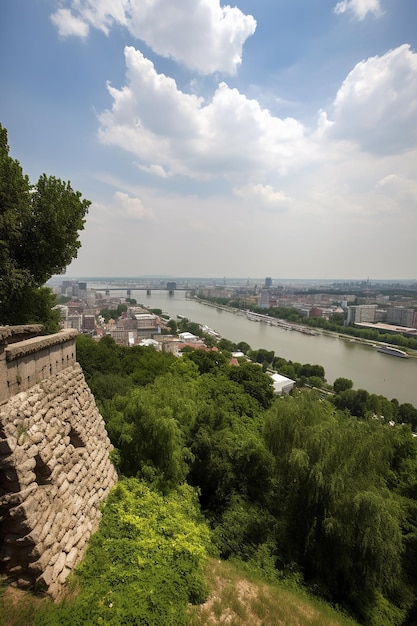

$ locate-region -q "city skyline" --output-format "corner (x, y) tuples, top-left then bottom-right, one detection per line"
(1, 0), (417, 280)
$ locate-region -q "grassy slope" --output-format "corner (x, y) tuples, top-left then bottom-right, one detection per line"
(188, 558), (358, 626)
(1, 558), (358, 626)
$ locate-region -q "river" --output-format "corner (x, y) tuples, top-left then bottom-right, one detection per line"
(94, 288), (417, 407)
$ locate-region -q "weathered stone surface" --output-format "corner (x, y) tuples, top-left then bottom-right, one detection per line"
(16, 575), (33, 589)
(52, 551), (67, 580)
(65, 546), (79, 569)
(0, 330), (118, 598)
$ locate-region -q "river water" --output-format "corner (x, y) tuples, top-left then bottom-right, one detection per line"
(95, 288), (417, 407)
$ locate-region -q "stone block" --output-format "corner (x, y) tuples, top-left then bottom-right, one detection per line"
(18, 470), (36, 487)
(58, 565), (71, 585)
(57, 478), (69, 497)
(13, 533), (36, 548)
(48, 581), (60, 598)
(38, 566), (54, 588)
(51, 551), (66, 580)
(19, 457), (36, 474)
(31, 431), (44, 444)
(66, 469), (77, 483)
(8, 564), (25, 576)
(16, 576), (33, 589)
(65, 546), (79, 569)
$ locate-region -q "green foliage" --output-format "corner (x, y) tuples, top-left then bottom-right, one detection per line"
(99, 303), (127, 322)
(398, 403), (417, 430)
(298, 363), (325, 381)
(203, 294), (417, 350)
(0, 124), (90, 327)
(248, 347), (275, 365)
(34, 479), (210, 625)
(212, 494), (275, 561)
(184, 348), (227, 374)
(264, 393), (414, 622)
(6, 285), (62, 333)
(76, 334), (175, 392)
(73, 330), (417, 624)
(227, 361), (275, 408)
(166, 318), (178, 333)
(217, 337), (237, 353)
(178, 318), (202, 336)
(333, 377), (354, 393)
(236, 341), (251, 354)
(102, 360), (200, 489)
(332, 386), (402, 421)
(186, 372), (275, 518)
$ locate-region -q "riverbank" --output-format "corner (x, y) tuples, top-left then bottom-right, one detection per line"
(92, 288), (417, 405)
(195, 296), (417, 359)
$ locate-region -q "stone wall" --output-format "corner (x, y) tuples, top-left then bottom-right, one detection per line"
(0, 326), (78, 404)
(0, 327), (118, 597)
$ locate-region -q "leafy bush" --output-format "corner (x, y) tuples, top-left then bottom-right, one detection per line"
(35, 479), (210, 625)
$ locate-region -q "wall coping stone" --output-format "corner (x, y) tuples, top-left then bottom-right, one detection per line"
(5, 330), (78, 362)
(0, 325), (44, 346)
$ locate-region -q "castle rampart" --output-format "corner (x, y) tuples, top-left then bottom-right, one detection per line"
(0, 326), (118, 597)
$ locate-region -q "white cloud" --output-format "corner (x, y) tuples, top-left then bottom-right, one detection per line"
(98, 46), (309, 182)
(127, 0), (256, 75)
(82, 191), (154, 225)
(50, 8), (90, 38)
(327, 45), (417, 155)
(375, 173), (417, 212)
(113, 191), (155, 220)
(334, 0), (383, 20)
(50, 0), (256, 75)
(233, 184), (290, 210)
(136, 163), (171, 178)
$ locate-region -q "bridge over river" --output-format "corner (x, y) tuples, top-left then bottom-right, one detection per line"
(94, 285), (194, 296)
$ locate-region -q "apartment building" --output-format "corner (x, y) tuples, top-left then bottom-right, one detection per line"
(346, 304), (378, 325)
(386, 307), (417, 328)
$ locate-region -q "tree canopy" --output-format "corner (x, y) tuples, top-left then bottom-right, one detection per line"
(0, 124), (90, 328)
(75, 334), (417, 625)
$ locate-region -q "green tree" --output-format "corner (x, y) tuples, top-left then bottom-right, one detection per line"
(184, 348), (227, 374)
(399, 403), (417, 430)
(167, 318), (178, 334)
(228, 361), (275, 408)
(0, 124), (90, 328)
(236, 341), (251, 354)
(333, 377), (354, 394)
(298, 363), (325, 381)
(218, 337), (237, 352)
(264, 394), (409, 622)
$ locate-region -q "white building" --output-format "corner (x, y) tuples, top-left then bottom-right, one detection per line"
(346, 305), (378, 325)
(270, 373), (295, 395)
(178, 332), (200, 343)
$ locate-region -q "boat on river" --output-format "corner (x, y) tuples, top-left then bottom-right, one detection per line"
(201, 324), (221, 339)
(377, 346), (409, 359)
(245, 311), (318, 335)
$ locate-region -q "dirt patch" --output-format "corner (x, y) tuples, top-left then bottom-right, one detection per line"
(0, 579), (51, 626)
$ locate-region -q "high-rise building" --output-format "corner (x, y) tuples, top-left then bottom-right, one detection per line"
(259, 289), (270, 309)
(265, 277), (272, 288)
(346, 305), (377, 325)
(386, 307), (416, 328)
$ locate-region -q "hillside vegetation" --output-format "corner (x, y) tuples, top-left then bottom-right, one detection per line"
(2, 334), (417, 625)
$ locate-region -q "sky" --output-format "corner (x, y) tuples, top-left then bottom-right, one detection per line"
(1, 0), (417, 280)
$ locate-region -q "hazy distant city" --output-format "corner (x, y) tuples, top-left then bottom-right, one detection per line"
(49, 276), (417, 346)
